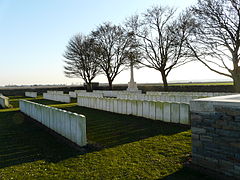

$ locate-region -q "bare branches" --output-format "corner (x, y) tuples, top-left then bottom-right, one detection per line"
(188, 0), (240, 92)
(126, 6), (194, 89)
(63, 34), (101, 91)
(91, 22), (135, 89)
(62, 1), (240, 91)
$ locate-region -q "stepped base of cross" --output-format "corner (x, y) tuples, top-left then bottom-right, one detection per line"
(127, 81), (142, 93)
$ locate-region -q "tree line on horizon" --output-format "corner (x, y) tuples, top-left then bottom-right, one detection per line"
(63, 0), (240, 92)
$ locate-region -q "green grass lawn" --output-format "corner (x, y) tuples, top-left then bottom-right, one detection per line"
(8, 96), (43, 108)
(0, 97), (213, 179)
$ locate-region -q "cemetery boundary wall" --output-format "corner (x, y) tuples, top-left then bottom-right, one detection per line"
(190, 95), (240, 179)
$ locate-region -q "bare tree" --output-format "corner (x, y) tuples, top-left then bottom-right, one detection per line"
(63, 34), (101, 92)
(187, 0), (240, 92)
(91, 22), (133, 90)
(126, 6), (194, 91)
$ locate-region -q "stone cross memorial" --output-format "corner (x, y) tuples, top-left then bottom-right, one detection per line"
(127, 59), (140, 93)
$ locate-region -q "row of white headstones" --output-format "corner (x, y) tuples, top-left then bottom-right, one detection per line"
(20, 90), (234, 147)
(0, 94), (9, 108)
(33, 90), (234, 124)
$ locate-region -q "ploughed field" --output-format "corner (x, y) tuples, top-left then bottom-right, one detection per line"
(0, 96), (213, 179)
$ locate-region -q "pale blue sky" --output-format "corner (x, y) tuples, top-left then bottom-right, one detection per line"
(0, 0), (230, 86)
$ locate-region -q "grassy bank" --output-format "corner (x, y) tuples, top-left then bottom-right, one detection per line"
(0, 97), (212, 179)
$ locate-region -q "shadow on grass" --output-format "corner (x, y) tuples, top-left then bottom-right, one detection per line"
(62, 105), (189, 148)
(8, 100), (19, 108)
(8, 96), (44, 108)
(0, 102), (189, 169)
(161, 166), (215, 180)
(7, 96), (25, 99)
(0, 111), (83, 169)
(8, 100), (21, 109)
(28, 99), (63, 105)
(30, 98), (77, 104)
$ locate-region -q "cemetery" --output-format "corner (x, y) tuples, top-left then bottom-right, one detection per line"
(0, 87), (239, 179)
(1, 0), (239, 179)
(0, 42), (239, 178)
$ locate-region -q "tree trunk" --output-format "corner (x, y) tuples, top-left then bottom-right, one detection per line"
(86, 82), (93, 92)
(107, 77), (113, 90)
(161, 71), (168, 91)
(108, 80), (113, 90)
(232, 69), (240, 93)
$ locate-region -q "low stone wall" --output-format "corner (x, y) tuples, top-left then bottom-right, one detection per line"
(43, 93), (71, 103)
(19, 100), (87, 147)
(78, 96), (190, 125)
(0, 95), (9, 108)
(190, 94), (240, 179)
(25, 91), (37, 98)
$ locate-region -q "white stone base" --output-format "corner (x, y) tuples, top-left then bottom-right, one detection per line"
(127, 81), (140, 93)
